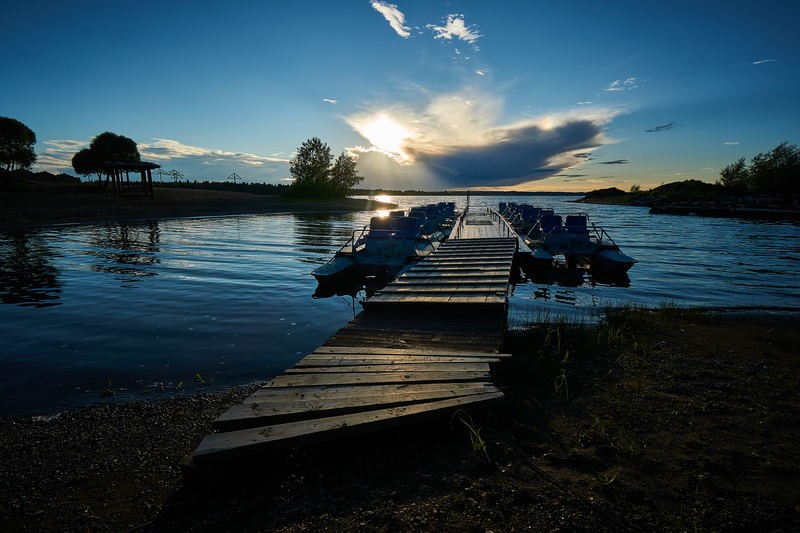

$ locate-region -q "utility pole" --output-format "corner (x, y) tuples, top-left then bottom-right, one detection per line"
(226, 172), (241, 184)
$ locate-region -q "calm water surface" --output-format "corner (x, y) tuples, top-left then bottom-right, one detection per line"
(1, 194), (798, 416)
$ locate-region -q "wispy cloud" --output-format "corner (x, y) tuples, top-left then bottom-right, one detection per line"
(346, 89), (619, 188)
(140, 138), (288, 166)
(427, 14), (481, 48)
(603, 77), (638, 91)
(752, 59), (776, 65)
(34, 139), (87, 172)
(576, 101), (592, 105)
(645, 121), (676, 133)
(723, 140), (741, 145)
(475, 69), (486, 77)
(599, 159), (629, 165)
(322, 98), (338, 104)
(370, 1), (411, 38)
(34, 138), (290, 182)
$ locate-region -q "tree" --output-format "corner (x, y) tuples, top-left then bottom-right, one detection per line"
(71, 131), (141, 184)
(71, 148), (104, 181)
(749, 142), (800, 195)
(89, 131), (140, 164)
(289, 137), (332, 194)
(330, 152), (363, 193)
(719, 156), (750, 193)
(629, 183), (641, 193)
(0, 117), (37, 171)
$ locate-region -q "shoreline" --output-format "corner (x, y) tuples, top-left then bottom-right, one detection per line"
(2, 307), (798, 531)
(0, 187), (396, 230)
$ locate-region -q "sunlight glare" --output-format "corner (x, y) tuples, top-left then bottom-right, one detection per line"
(360, 114), (412, 160)
(374, 194), (393, 203)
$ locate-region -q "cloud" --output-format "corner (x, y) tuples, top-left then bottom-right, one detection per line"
(33, 139), (88, 172)
(576, 101), (592, 105)
(427, 14), (481, 48)
(603, 77), (638, 91)
(370, 1), (411, 38)
(751, 59), (776, 65)
(34, 138), (290, 182)
(475, 69), (486, 77)
(599, 159), (629, 165)
(645, 121), (676, 133)
(322, 98), (337, 104)
(346, 89), (619, 188)
(723, 141), (741, 145)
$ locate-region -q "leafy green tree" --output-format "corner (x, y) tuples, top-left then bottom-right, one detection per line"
(288, 137), (362, 198)
(289, 137), (332, 194)
(719, 156), (750, 193)
(0, 117), (37, 171)
(330, 151), (363, 193)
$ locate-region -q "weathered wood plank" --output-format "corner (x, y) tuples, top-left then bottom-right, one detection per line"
(296, 356), (503, 366)
(214, 384), (500, 430)
(266, 370), (490, 387)
(248, 381), (495, 400)
(285, 362), (491, 374)
(194, 391), (505, 464)
(311, 346), (507, 356)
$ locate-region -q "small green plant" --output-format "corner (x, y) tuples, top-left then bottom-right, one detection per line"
(194, 372), (213, 386)
(595, 470), (618, 486)
(452, 410), (489, 460)
(176, 380), (184, 392)
(554, 350), (570, 398)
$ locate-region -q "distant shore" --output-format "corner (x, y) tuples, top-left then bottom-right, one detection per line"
(2, 308), (798, 531)
(0, 186), (396, 229)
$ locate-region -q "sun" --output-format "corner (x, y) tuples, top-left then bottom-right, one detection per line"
(359, 114), (412, 161)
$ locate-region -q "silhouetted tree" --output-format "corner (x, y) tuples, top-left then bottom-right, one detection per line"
(89, 131), (140, 164)
(719, 156), (750, 193)
(0, 117), (37, 171)
(719, 142), (800, 196)
(70, 131), (141, 184)
(71, 148), (104, 182)
(749, 142), (800, 195)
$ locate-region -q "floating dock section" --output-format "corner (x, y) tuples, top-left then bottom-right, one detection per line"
(191, 208), (520, 466)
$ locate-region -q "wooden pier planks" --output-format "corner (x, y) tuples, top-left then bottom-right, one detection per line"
(190, 208), (517, 467)
(362, 236), (518, 312)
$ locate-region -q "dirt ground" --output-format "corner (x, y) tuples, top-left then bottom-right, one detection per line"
(1, 308), (799, 531)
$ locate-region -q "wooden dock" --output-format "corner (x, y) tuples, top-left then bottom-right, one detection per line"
(191, 208), (519, 466)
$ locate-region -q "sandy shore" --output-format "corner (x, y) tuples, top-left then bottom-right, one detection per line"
(2, 308), (798, 531)
(0, 186), (395, 228)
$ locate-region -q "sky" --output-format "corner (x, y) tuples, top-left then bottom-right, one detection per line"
(3, 1), (799, 192)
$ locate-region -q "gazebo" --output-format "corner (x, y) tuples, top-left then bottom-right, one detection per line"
(104, 161), (160, 197)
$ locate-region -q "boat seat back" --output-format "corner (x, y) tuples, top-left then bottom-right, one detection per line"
(391, 216), (422, 239)
(565, 215), (589, 234)
(367, 216), (394, 238)
(408, 207), (427, 221)
(540, 214), (563, 233)
(389, 210), (405, 217)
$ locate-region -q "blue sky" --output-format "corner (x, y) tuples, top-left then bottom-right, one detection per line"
(3, 1), (799, 191)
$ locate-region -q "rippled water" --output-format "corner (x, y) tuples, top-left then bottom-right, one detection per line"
(1, 194), (798, 416)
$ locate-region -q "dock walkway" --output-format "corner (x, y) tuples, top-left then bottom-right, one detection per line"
(191, 207), (518, 466)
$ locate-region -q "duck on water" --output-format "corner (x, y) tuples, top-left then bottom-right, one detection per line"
(312, 202), (458, 285)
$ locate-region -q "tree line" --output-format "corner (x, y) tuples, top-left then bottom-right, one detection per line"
(719, 142), (800, 196)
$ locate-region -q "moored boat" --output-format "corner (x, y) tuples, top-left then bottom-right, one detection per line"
(312, 202), (457, 284)
(501, 204), (636, 274)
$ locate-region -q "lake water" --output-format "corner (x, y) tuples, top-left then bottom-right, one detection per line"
(1, 194), (798, 416)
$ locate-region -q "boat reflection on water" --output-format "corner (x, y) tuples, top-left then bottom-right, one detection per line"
(524, 264), (631, 289)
